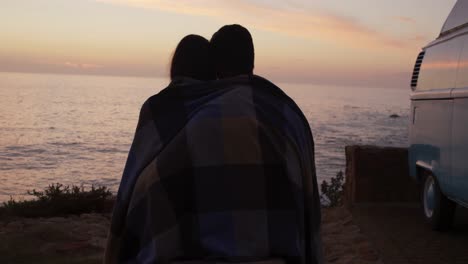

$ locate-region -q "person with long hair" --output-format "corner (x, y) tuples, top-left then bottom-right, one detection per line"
(170, 34), (215, 82)
(105, 34), (215, 263)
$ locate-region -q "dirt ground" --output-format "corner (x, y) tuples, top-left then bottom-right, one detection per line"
(0, 207), (382, 264)
(0, 213), (109, 264)
(321, 207), (383, 264)
(351, 204), (468, 264)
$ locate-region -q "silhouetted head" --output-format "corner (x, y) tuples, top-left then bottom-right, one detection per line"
(170, 35), (215, 81)
(210, 24), (254, 79)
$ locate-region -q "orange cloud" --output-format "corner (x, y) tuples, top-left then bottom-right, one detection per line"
(393, 16), (417, 24)
(62, 62), (103, 69)
(39, 61), (103, 70)
(96, 0), (425, 51)
(409, 34), (430, 42)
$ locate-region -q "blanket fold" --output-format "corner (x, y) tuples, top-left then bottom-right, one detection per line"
(105, 76), (322, 264)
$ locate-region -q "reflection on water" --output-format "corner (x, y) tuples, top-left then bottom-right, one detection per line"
(0, 72), (410, 201)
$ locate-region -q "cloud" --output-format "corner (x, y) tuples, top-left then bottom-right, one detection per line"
(62, 62), (103, 69)
(96, 0), (422, 51)
(409, 34), (431, 43)
(393, 16), (417, 24)
(42, 61), (103, 70)
(96, 0), (228, 17)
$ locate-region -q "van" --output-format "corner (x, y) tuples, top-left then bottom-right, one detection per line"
(409, 0), (468, 230)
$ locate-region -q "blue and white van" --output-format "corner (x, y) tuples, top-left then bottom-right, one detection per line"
(409, 0), (468, 230)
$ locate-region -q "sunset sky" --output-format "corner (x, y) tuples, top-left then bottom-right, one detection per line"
(0, 0), (457, 88)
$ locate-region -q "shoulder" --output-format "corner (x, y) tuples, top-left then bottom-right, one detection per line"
(250, 75), (293, 105)
(135, 84), (172, 130)
(251, 75), (312, 131)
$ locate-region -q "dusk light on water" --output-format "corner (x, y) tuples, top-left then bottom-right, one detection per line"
(0, 72), (409, 201)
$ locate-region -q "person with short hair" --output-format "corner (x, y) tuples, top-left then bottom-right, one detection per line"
(206, 24), (323, 264)
(210, 24), (255, 78)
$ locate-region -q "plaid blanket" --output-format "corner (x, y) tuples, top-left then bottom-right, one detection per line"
(105, 75), (322, 264)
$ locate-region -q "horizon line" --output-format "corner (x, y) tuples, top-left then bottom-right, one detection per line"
(0, 70), (407, 90)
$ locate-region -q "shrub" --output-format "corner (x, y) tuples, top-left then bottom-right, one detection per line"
(320, 171), (345, 207)
(0, 183), (114, 218)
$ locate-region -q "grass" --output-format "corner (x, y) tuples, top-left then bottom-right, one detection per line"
(0, 183), (114, 218)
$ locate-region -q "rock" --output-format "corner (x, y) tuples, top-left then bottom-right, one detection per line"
(40, 243), (59, 254)
(326, 254), (341, 262)
(342, 216), (354, 226)
(352, 235), (367, 244)
(80, 213), (107, 223)
(88, 236), (107, 249)
(84, 223), (109, 237)
(5, 221), (24, 231)
(360, 247), (380, 261)
(56, 241), (92, 252)
(344, 145), (419, 206)
(47, 217), (67, 223)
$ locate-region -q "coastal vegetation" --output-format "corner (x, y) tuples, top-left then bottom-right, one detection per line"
(0, 183), (113, 219)
(321, 171), (345, 207)
(0, 170), (345, 219)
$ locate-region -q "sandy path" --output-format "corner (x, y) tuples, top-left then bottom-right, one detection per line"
(0, 207), (382, 264)
(352, 204), (468, 264)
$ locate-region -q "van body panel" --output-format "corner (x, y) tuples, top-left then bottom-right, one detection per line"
(449, 35), (468, 204)
(415, 160), (433, 172)
(450, 35), (468, 203)
(451, 98), (468, 202)
(409, 99), (453, 195)
(456, 35), (468, 88)
(426, 27), (468, 49)
(410, 89), (453, 100)
(417, 39), (463, 91)
(452, 87), (468, 98)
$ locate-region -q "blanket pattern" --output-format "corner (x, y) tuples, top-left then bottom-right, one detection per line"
(105, 76), (322, 264)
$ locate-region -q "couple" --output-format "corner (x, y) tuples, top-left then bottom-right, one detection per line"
(105, 25), (322, 264)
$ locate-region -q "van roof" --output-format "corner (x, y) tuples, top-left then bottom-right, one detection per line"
(441, 0), (468, 35)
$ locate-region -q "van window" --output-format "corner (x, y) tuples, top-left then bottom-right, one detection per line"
(456, 36), (468, 88)
(417, 39), (463, 91)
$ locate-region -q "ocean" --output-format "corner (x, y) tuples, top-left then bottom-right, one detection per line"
(0, 72), (410, 201)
